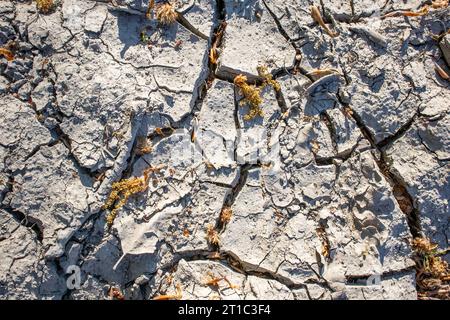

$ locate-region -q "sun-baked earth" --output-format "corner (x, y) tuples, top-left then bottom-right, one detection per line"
(0, 0), (449, 300)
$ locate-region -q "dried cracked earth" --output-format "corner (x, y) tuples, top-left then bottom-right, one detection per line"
(0, 0), (449, 300)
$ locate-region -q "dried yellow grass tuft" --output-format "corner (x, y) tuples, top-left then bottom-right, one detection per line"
(36, 0), (54, 14)
(155, 3), (178, 25)
(219, 207), (233, 225)
(412, 237), (450, 300)
(206, 224), (220, 246)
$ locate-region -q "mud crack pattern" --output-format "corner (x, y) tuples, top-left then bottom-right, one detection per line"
(0, 0), (449, 300)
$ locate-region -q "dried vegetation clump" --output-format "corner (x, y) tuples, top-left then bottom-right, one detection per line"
(234, 74), (263, 120)
(412, 237), (450, 300)
(146, 0), (155, 19)
(103, 166), (164, 226)
(316, 227), (331, 259)
(0, 41), (17, 62)
(219, 206), (233, 225)
(36, 0), (55, 14)
(209, 21), (226, 65)
(209, 47), (219, 65)
(257, 65), (281, 91)
(234, 65), (281, 120)
(206, 224), (220, 246)
(155, 2), (178, 25)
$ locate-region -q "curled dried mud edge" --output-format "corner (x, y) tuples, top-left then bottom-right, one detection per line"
(333, 94), (450, 300)
(335, 92), (422, 239)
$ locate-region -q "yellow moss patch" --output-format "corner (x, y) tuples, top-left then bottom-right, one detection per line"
(257, 65), (281, 91)
(103, 167), (162, 226)
(234, 74), (263, 121)
(234, 66), (282, 120)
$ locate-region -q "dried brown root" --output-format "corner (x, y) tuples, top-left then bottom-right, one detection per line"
(431, 28), (450, 41)
(0, 48), (14, 61)
(435, 63), (450, 80)
(36, 0), (55, 14)
(307, 68), (341, 81)
(383, 5), (430, 18)
(154, 127), (171, 136)
(204, 272), (240, 290)
(342, 106), (353, 118)
(403, 5), (430, 16)
(384, 1), (447, 19)
(153, 283), (182, 300)
(310, 5), (338, 38)
(209, 21), (226, 65)
(155, 2), (178, 25)
(208, 251), (222, 259)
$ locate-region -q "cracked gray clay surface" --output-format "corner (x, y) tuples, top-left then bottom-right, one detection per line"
(0, 0), (449, 300)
